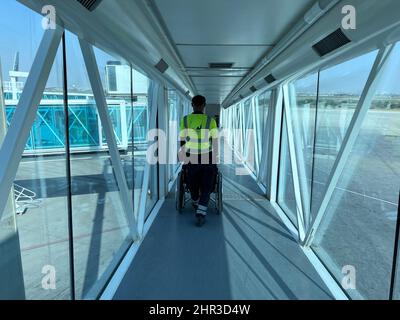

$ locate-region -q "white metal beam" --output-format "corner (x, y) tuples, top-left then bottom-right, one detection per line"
(287, 83), (313, 230)
(0, 56), (19, 225)
(235, 105), (239, 149)
(251, 97), (260, 173)
(236, 103), (242, 156)
(227, 107), (232, 145)
(264, 91), (277, 194)
(257, 98), (269, 188)
(253, 96), (262, 172)
(256, 98), (267, 188)
(231, 106), (235, 147)
(137, 81), (159, 237)
(267, 87), (283, 202)
(79, 40), (138, 240)
(304, 45), (395, 247)
(283, 84), (306, 241)
(0, 25), (64, 220)
(243, 100), (252, 160)
(240, 102), (246, 156)
(157, 86), (168, 199)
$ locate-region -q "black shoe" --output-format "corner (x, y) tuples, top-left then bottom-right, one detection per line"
(195, 214), (206, 227)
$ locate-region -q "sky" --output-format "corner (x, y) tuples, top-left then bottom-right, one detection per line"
(1, 0), (400, 95)
(295, 47), (400, 95)
(0, 0), (125, 91)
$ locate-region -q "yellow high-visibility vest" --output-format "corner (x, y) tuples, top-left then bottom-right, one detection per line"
(179, 113), (218, 155)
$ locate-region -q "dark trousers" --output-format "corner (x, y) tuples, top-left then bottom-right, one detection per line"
(186, 163), (218, 208)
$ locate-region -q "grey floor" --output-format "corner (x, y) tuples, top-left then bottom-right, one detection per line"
(113, 161), (334, 300)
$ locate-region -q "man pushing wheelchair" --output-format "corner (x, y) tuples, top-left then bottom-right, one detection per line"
(178, 95), (220, 227)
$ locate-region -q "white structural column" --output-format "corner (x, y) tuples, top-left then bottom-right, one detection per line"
(240, 103), (246, 155)
(79, 40), (138, 240)
(235, 104), (241, 154)
(231, 106), (235, 147)
(0, 25), (64, 220)
(287, 83), (312, 230)
(0, 56), (19, 224)
(253, 96), (262, 174)
(157, 86), (168, 200)
(243, 100), (251, 160)
(283, 84), (306, 241)
(304, 45), (395, 246)
(234, 105), (239, 148)
(267, 87), (283, 202)
(251, 97), (260, 173)
(137, 81), (159, 237)
(257, 98), (269, 186)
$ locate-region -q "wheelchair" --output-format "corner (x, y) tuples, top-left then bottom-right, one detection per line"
(176, 165), (223, 214)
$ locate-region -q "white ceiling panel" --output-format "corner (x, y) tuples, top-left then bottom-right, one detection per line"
(154, 0), (314, 45)
(195, 87), (233, 92)
(192, 77), (242, 86)
(204, 96), (227, 104)
(178, 45), (270, 68)
(198, 91), (233, 96)
(152, 0), (315, 103)
(186, 68), (249, 77)
(195, 85), (234, 91)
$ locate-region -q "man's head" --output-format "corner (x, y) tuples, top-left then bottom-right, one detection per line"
(192, 95), (206, 112)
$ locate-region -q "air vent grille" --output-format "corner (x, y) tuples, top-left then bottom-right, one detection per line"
(76, 0), (102, 11)
(313, 28), (351, 57)
(264, 74), (276, 84)
(107, 61), (122, 66)
(209, 62), (234, 69)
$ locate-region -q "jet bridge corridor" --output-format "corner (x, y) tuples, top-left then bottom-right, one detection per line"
(0, 0), (399, 301)
(113, 151), (333, 300)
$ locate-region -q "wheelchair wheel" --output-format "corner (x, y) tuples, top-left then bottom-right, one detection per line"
(216, 172), (223, 214)
(176, 171), (185, 213)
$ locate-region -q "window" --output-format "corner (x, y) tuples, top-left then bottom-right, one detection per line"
(233, 104), (243, 154)
(311, 51), (378, 218)
(312, 45), (400, 299)
(280, 50), (378, 235)
(167, 89), (180, 181)
(243, 99), (255, 172)
(286, 73), (318, 228)
(66, 32), (131, 299)
(256, 90), (272, 184)
(0, 0), (168, 301)
(278, 112), (298, 228)
(9, 39), (71, 297)
(0, 0), (71, 300)
(93, 43), (157, 250)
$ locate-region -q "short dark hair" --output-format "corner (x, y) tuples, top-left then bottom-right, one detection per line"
(192, 95), (206, 107)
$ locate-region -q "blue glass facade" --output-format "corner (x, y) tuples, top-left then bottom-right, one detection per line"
(5, 104), (148, 151)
